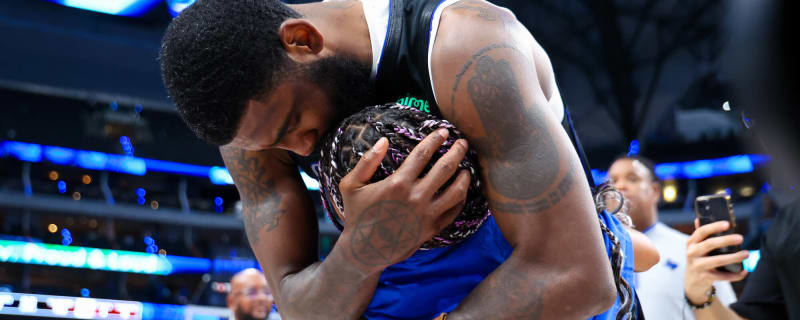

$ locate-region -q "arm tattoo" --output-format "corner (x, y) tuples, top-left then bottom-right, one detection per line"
(453, 44), (576, 214)
(450, 0), (499, 21)
(349, 201), (423, 266)
(221, 148), (286, 245)
(458, 266), (547, 319)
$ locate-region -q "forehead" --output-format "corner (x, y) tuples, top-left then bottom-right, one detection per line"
(229, 83), (297, 149)
(231, 272), (268, 289)
(609, 159), (650, 177)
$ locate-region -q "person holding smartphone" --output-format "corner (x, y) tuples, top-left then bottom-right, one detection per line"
(608, 156), (738, 320)
(684, 219), (749, 319)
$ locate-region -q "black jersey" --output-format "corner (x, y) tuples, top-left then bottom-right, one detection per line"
(292, 0), (444, 179)
(294, 0), (595, 189)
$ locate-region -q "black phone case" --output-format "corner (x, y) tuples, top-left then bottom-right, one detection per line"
(694, 194), (744, 273)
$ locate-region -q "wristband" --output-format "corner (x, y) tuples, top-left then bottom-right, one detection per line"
(685, 286), (716, 310)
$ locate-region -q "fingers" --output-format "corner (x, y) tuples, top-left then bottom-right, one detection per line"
(340, 138), (388, 191)
(435, 199), (466, 232)
(431, 170), (470, 216)
(688, 234), (744, 257)
(396, 128), (449, 178)
(418, 139), (469, 195)
(708, 269), (749, 282)
(688, 221), (730, 245)
(695, 250), (749, 272)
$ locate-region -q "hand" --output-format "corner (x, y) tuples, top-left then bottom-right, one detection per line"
(339, 129), (471, 272)
(684, 219), (749, 304)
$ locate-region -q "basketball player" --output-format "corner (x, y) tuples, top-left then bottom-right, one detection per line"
(161, 0), (621, 318)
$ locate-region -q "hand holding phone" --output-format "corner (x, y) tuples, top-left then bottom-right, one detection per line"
(693, 194), (744, 273)
(685, 195), (749, 305)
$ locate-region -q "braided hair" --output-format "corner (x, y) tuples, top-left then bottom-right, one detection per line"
(318, 103), (490, 249)
(595, 183), (636, 320)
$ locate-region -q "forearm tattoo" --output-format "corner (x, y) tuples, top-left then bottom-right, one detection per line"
(456, 264), (547, 319)
(220, 147), (286, 245)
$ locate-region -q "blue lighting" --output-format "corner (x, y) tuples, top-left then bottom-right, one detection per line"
(627, 140), (640, 157)
(76, 151), (108, 171)
(47, 0), (162, 17)
(59, 230), (73, 245)
(214, 197), (223, 206)
(137, 197), (146, 205)
(209, 166), (234, 185)
(720, 155), (753, 174)
(109, 101), (118, 111)
(146, 159), (209, 177)
(655, 163), (681, 179)
(212, 259), (259, 274)
(166, 0), (197, 16)
(120, 136), (135, 157)
(166, 255), (212, 274)
(300, 170), (321, 191)
(591, 154), (769, 182)
(144, 236), (154, 246)
(106, 155), (147, 175)
(591, 169), (608, 185)
(134, 104), (144, 113)
(80, 288), (90, 297)
(1, 141), (43, 162)
(57, 181), (67, 194)
(683, 160), (714, 179)
(136, 188), (147, 198)
(146, 244), (158, 254)
(743, 250), (760, 272)
(43, 146), (76, 165)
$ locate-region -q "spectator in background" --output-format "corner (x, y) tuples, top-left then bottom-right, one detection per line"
(681, 1), (800, 319)
(227, 268), (280, 320)
(607, 156), (737, 320)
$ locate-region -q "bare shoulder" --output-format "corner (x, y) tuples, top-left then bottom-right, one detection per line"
(444, 0), (516, 24)
(431, 0), (540, 125)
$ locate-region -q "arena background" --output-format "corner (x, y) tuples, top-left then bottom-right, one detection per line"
(0, 0), (772, 319)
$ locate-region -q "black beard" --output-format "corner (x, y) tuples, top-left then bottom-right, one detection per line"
(234, 309), (266, 320)
(302, 54), (376, 131)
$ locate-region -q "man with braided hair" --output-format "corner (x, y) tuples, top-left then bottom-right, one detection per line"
(161, 0), (631, 318)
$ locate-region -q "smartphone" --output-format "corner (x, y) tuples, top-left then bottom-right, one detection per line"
(694, 194), (744, 273)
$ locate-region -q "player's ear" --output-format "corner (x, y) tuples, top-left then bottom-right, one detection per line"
(279, 19), (324, 63)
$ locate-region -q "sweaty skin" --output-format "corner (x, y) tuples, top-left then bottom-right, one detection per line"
(221, 1), (616, 319)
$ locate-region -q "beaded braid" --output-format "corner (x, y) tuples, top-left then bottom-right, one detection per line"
(318, 103), (490, 249)
(595, 183), (635, 320)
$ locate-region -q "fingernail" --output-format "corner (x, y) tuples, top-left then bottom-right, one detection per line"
(722, 221), (730, 228)
(437, 128), (449, 138)
(458, 139), (468, 148)
(372, 137), (387, 153)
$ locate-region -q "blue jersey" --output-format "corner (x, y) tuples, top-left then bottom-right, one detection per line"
(364, 211), (637, 320)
